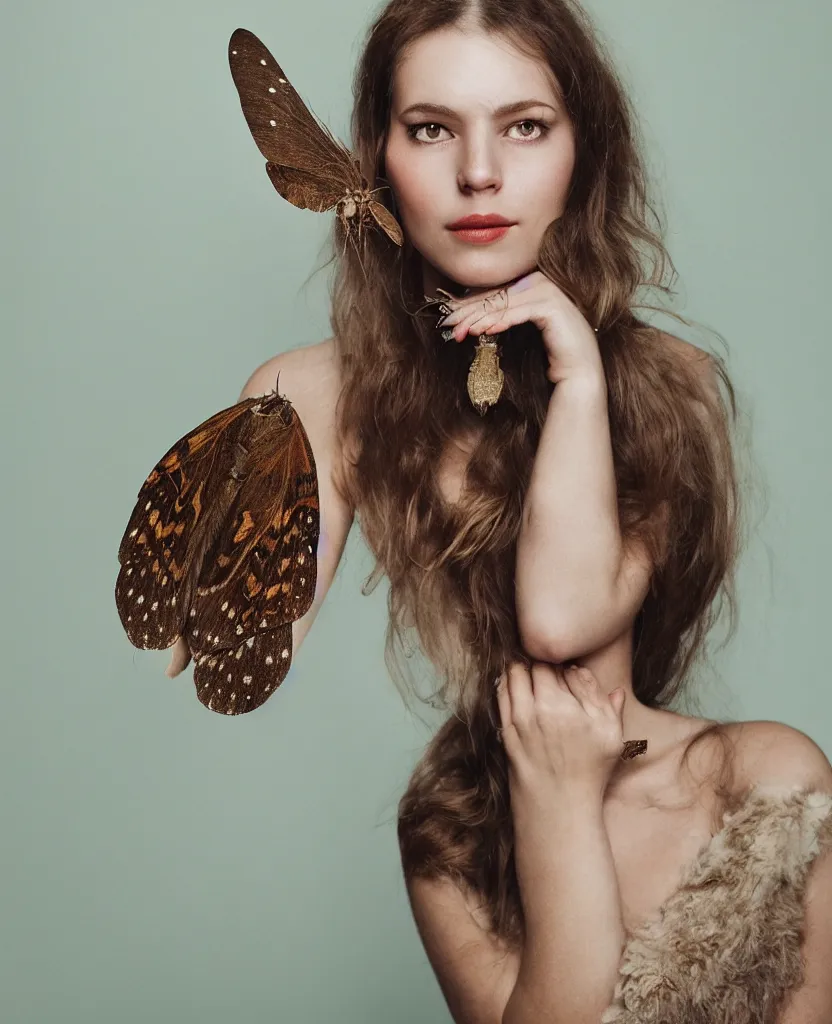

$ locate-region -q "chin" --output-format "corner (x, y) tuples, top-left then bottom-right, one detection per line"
(425, 253), (536, 293)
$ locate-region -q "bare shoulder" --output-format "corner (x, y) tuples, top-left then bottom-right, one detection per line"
(406, 874), (520, 1024)
(726, 721), (832, 1023)
(240, 337), (341, 416)
(725, 719), (832, 794)
(240, 338), (345, 477)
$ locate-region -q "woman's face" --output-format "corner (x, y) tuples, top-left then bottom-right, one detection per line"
(383, 25), (576, 295)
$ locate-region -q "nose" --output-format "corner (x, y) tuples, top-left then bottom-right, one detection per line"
(456, 131), (502, 194)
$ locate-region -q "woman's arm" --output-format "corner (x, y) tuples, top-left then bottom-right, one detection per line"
(515, 367), (652, 664)
(503, 781), (625, 1024)
(515, 339), (718, 665)
(498, 664), (627, 1024)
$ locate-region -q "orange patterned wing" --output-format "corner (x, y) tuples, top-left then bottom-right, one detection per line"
(115, 401), (258, 650)
(115, 385), (320, 715)
(185, 401), (319, 714)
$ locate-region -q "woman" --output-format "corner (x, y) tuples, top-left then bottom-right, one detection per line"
(169, 1), (832, 1020)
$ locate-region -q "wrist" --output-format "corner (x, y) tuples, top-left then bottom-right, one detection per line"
(551, 362), (607, 393)
(510, 772), (606, 818)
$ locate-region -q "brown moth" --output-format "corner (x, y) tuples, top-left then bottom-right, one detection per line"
(115, 382), (319, 715)
(228, 27), (403, 249)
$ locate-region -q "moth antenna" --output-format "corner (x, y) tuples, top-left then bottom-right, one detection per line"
(395, 242), (423, 319)
(354, 231), (369, 288)
(333, 205), (346, 259)
(345, 224), (368, 287)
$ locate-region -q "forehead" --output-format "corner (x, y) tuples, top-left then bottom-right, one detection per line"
(391, 26), (561, 112)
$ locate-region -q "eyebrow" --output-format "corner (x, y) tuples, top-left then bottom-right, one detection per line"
(398, 99), (558, 118)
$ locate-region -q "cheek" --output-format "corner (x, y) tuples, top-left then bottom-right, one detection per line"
(524, 152), (575, 219)
(385, 140), (439, 222)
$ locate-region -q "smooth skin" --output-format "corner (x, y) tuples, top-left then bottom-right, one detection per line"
(384, 20), (575, 299)
(380, 20), (832, 1024)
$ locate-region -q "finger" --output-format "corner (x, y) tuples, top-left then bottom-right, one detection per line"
(450, 300), (537, 341)
(560, 664), (604, 713)
(165, 636), (192, 678)
(528, 662), (576, 711)
(578, 666), (618, 714)
(474, 288), (511, 313)
(529, 660), (569, 694)
(505, 659), (535, 728)
(609, 687), (626, 717)
(438, 291), (511, 332)
(494, 671), (511, 747)
(495, 670), (511, 723)
(441, 281), (520, 318)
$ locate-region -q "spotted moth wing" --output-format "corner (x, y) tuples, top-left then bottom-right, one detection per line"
(185, 399), (319, 715)
(228, 28), (402, 246)
(115, 382), (320, 715)
(228, 29), (359, 197)
(115, 401), (261, 649)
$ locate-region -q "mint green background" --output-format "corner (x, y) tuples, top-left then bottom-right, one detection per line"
(2, 2), (829, 1022)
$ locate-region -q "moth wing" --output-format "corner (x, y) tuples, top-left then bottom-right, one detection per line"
(177, 401), (320, 715)
(228, 28), (359, 187)
(266, 162), (345, 212)
(192, 623), (295, 715)
(115, 399), (261, 650)
(368, 200), (404, 246)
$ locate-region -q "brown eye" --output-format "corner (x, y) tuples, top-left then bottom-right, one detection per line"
(509, 120), (549, 141)
(406, 122), (448, 143)
(406, 119), (551, 144)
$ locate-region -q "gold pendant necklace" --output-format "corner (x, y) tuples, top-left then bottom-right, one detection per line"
(467, 338), (504, 416)
(429, 288), (505, 415)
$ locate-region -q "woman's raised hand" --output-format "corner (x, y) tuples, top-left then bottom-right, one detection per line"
(495, 661), (626, 798)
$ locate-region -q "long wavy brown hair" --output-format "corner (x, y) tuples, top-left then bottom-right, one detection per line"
(318, 0), (762, 948)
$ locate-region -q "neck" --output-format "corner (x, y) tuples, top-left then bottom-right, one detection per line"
(570, 631), (687, 780)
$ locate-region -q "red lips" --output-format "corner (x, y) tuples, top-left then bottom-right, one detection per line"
(447, 213), (516, 229)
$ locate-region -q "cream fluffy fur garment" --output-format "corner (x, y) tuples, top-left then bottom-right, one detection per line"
(600, 784), (832, 1023)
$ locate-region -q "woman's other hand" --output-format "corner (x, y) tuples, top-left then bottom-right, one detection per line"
(165, 636), (192, 678)
(495, 661), (626, 798)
